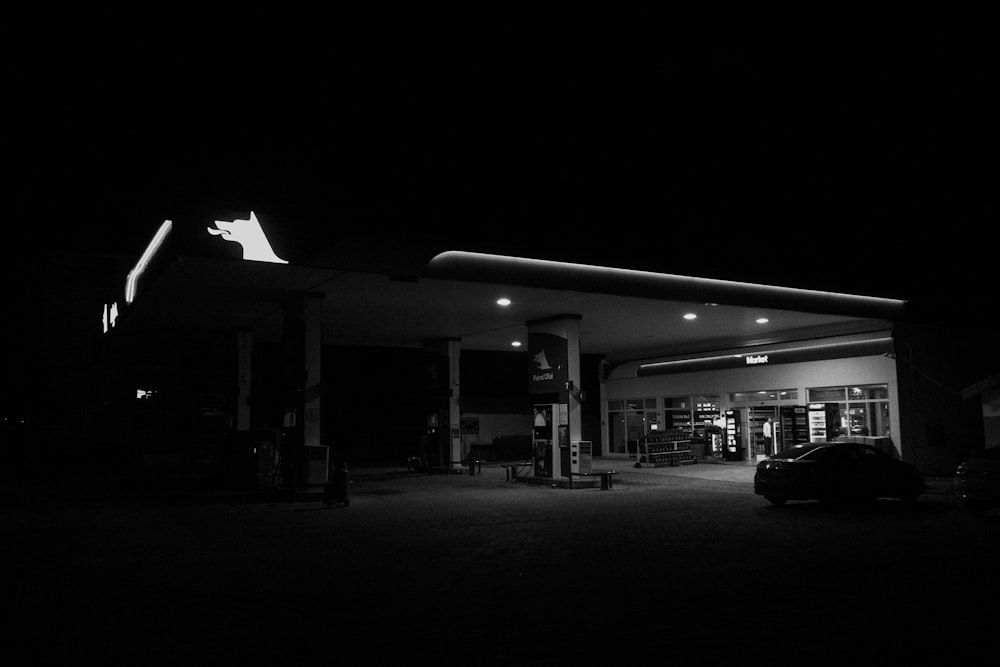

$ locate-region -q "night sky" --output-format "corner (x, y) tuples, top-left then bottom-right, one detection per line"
(11, 34), (993, 283)
(5, 29), (997, 405)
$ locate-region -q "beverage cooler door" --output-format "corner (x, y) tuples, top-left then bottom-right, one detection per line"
(724, 409), (743, 461)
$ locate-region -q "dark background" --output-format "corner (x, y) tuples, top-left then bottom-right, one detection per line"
(10, 30), (994, 291)
(5, 24), (997, 420)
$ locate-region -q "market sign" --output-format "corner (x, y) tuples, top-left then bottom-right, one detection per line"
(637, 337), (894, 377)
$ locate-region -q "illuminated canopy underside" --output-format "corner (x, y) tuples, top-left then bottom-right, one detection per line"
(424, 251), (907, 321)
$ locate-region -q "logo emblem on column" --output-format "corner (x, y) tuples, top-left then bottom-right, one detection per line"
(533, 349), (556, 382)
(534, 350), (552, 371)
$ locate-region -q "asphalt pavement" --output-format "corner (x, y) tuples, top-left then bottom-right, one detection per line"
(3, 459), (983, 665)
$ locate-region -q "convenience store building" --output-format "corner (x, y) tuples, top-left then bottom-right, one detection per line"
(604, 331), (898, 464)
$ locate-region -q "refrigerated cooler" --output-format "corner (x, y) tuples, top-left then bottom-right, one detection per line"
(780, 405), (810, 448)
(808, 403), (841, 442)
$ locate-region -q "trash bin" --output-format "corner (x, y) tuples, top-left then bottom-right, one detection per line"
(324, 463), (350, 507)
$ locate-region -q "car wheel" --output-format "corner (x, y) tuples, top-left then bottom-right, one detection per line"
(765, 496), (787, 506)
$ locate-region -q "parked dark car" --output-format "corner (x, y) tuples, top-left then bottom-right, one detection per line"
(954, 447), (1000, 517)
(754, 441), (924, 506)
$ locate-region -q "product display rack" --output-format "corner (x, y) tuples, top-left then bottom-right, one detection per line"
(636, 428), (696, 467)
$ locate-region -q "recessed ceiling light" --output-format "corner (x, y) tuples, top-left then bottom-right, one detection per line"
(510, 340), (522, 347)
(497, 298), (512, 306)
(756, 317), (769, 324)
(683, 313), (697, 320)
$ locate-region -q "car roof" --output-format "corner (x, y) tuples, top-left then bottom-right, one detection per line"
(774, 441), (882, 459)
(774, 443), (830, 457)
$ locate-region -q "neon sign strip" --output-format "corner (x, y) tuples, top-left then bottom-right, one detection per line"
(425, 251), (908, 320)
(125, 220), (172, 304)
(637, 337), (895, 373)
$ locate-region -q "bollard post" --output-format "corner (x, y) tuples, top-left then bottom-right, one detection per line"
(327, 463), (349, 507)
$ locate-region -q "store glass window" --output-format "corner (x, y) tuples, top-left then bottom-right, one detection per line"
(729, 389), (798, 403)
(607, 397), (656, 456)
(808, 384), (890, 438)
(692, 395), (721, 442)
(845, 401), (891, 437)
(693, 395), (720, 423)
(663, 396), (693, 432)
(849, 385), (889, 400)
(808, 387), (847, 402)
(664, 397), (691, 409)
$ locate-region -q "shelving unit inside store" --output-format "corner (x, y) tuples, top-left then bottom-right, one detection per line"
(636, 428), (697, 467)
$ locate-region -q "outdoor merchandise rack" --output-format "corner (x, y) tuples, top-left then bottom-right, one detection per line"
(636, 428), (696, 467)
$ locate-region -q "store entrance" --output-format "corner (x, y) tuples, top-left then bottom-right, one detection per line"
(747, 406), (779, 460)
(746, 405), (810, 459)
(607, 399), (653, 457)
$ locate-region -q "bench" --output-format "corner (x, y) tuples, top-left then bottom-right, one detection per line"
(568, 470), (618, 490)
(454, 459), (484, 475)
(501, 461), (533, 482)
(467, 444), (495, 461)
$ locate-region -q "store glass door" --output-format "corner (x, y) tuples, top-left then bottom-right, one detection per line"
(607, 398), (655, 457)
(625, 408), (645, 458)
(609, 411), (628, 455)
(747, 406), (779, 459)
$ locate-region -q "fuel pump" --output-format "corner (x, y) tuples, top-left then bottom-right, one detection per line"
(532, 404), (557, 477)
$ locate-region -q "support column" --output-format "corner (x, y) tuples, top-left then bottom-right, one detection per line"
(281, 293), (324, 488)
(598, 358), (609, 457)
(445, 339), (462, 469)
(236, 330), (253, 432)
(527, 315), (582, 479)
(423, 338), (461, 470)
(301, 295), (323, 451)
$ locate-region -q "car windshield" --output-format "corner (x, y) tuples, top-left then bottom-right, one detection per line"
(774, 444), (828, 460)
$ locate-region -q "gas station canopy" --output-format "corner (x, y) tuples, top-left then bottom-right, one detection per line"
(115, 212), (905, 365)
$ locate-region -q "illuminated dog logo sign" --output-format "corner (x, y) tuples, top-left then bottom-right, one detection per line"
(207, 211), (287, 264)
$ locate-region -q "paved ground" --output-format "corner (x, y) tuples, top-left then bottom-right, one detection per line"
(3, 459), (989, 664)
